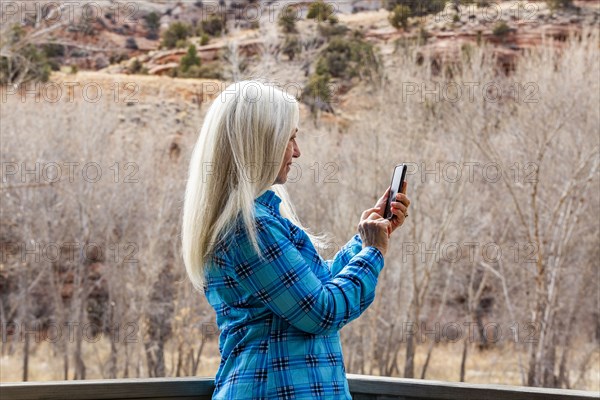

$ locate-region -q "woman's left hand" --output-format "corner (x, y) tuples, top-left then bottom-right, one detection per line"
(363, 181), (411, 236)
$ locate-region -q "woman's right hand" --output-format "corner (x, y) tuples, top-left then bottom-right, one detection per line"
(358, 209), (392, 257)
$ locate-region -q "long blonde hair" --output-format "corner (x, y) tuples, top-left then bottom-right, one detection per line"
(182, 80), (326, 292)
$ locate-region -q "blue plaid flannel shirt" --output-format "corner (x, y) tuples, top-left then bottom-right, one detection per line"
(203, 189), (385, 399)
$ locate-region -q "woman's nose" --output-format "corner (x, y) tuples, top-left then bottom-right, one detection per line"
(293, 142), (301, 158)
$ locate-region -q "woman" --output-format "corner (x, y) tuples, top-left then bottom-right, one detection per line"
(182, 80), (410, 399)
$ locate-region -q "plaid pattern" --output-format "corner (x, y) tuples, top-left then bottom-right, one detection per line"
(204, 189), (385, 399)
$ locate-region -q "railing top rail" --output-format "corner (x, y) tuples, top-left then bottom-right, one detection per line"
(346, 374), (600, 400)
(1, 374), (598, 400)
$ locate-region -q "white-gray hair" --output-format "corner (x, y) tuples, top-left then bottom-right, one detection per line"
(182, 80), (325, 292)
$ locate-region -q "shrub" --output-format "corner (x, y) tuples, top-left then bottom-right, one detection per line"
(546, 0), (573, 10)
(307, 0), (338, 24)
(7, 24), (25, 44)
(161, 22), (192, 49)
(317, 22), (349, 38)
(282, 36), (302, 60)
(70, 48), (88, 58)
(172, 64), (223, 79)
(126, 37), (138, 50)
(200, 33), (210, 46)
(39, 43), (64, 71)
(492, 21), (510, 37)
(109, 53), (129, 64)
(388, 5), (411, 29)
(302, 72), (332, 104)
(278, 7), (298, 33)
(144, 12), (161, 40)
(385, 0), (446, 17)
(41, 43), (65, 58)
(180, 45), (201, 73)
(175, 39), (189, 48)
(0, 25), (53, 85)
(0, 44), (51, 85)
(201, 15), (225, 36)
(315, 37), (379, 81)
(47, 59), (61, 71)
(127, 58), (147, 74)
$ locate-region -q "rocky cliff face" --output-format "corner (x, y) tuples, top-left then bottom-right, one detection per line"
(9, 1), (597, 79)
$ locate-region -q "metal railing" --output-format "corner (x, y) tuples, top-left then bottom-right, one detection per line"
(2, 374), (598, 400)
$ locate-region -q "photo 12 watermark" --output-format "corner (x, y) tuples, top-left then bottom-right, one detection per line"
(0, 0), (544, 27)
(1, 240), (139, 265)
(1, 161), (140, 185)
(2, 321), (139, 344)
(1, 82), (140, 104)
(433, 1), (541, 23)
(401, 241), (540, 264)
(0, 1), (339, 30)
(200, 161), (340, 184)
(1, 2), (140, 25)
(393, 320), (542, 344)
(401, 81), (540, 104)
(404, 161), (539, 184)
(202, 80), (341, 105)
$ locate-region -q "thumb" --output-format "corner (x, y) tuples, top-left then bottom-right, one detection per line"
(362, 207), (379, 220)
(380, 219), (392, 237)
(376, 187), (390, 206)
(367, 210), (384, 220)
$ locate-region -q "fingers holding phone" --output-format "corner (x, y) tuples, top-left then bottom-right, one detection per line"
(384, 165), (407, 220)
(358, 212), (391, 256)
(358, 166), (411, 254)
(384, 166), (411, 235)
(372, 187), (390, 216)
(390, 183), (410, 215)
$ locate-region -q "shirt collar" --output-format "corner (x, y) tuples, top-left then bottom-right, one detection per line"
(255, 189), (282, 215)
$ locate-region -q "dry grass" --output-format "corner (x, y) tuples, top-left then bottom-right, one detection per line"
(0, 338), (221, 382)
(406, 342), (599, 389)
(2, 338), (598, 391)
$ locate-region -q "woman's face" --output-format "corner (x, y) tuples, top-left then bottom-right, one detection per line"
(274, 127), (300, 185)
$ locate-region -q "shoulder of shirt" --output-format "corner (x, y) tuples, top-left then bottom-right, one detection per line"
(254, 189), (282, 219)
(212, 193), (286, 255)
(254, 202), (280, 220)
(224, 203), (283, 243)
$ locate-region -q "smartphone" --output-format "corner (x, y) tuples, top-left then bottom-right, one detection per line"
(383, 164), (407, 220)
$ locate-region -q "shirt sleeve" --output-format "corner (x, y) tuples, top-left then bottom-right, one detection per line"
(230, 215), (384, 335)
(324, 234), (364, 277)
